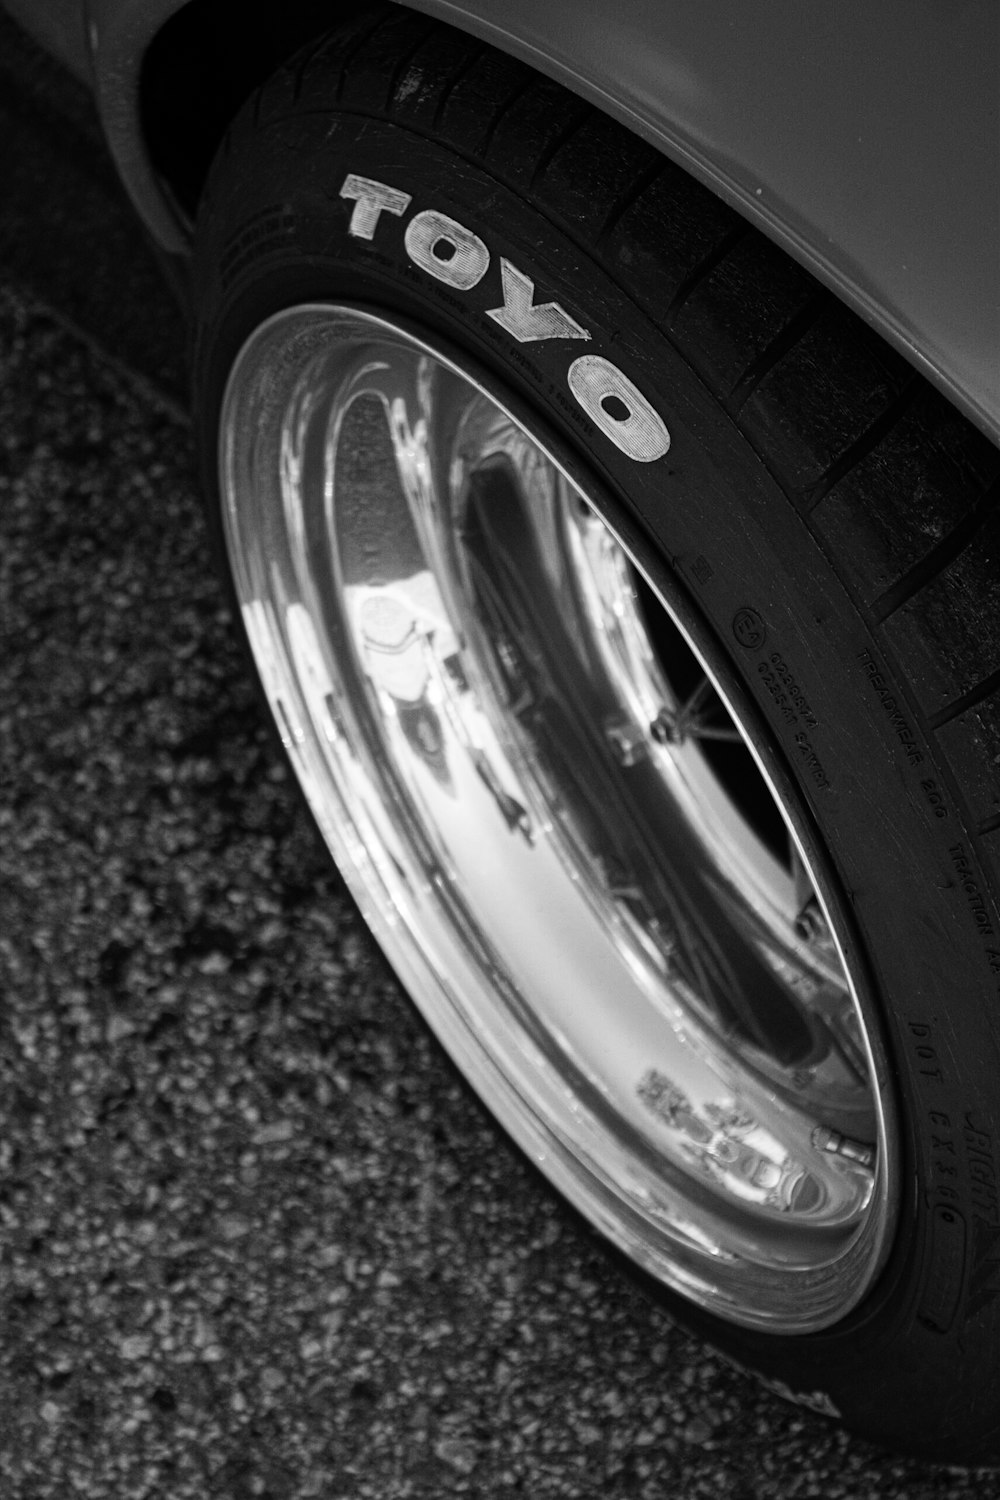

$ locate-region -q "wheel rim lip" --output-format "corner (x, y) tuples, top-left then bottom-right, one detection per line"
(218, 301), (898, 1332)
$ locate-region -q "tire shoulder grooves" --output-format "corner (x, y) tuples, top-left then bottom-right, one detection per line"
(801, 376), (923, 514)
(872, 474), (1000, 624)
(726, 290), (828, 411)
(430, 42), (491, 129)
(927, 667), (1000, 732)
(384, 18), (442, 113)
(526, 102), (593, 192)
(594, 157), (666, 249)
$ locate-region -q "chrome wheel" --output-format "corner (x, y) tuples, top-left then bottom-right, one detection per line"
(219, 305), (896, 1332)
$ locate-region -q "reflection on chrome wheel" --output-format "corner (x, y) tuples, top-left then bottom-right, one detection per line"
(219, 305), (894, 1332)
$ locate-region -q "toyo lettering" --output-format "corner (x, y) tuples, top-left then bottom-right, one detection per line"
(339, 173), (670, 463)
(340, 174), (411, 239)
(486, 259), (590, 344)
(404, 209), (491, 290)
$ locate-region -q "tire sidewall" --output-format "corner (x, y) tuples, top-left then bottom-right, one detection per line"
(193, 109), (1000, 1459)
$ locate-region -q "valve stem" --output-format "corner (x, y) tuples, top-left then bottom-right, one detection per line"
(812, 1125), (875, 1169)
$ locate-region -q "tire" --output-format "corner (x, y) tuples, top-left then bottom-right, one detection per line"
(191, 8), (1000, 1463)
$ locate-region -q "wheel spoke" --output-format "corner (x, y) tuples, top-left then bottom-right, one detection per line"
(651, 674), (744, 745)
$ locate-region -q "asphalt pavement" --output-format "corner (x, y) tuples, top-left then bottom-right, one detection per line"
(1, 14), (998, 1499)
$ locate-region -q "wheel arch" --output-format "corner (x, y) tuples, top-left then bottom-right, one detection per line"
(85, 0), (998, 445)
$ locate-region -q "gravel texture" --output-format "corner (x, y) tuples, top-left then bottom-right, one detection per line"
(1, 283), (997, 1500)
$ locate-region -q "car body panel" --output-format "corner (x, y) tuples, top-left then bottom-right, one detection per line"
(7, 0), (999, 442)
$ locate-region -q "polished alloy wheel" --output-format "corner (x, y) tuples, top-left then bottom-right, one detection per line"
(219, 305), (896, 1332)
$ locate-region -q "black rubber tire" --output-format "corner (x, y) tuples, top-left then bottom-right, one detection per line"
(191, 7), (1000, 1464)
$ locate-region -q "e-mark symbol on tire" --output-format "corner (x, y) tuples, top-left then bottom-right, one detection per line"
(733, 607), (766, 650)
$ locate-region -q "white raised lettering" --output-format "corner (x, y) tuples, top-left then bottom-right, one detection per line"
(486, 259), (590, 343)
(340, 174), (412, 240)
(404, 209), (491, 290)
(567, 355), (670, 462)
